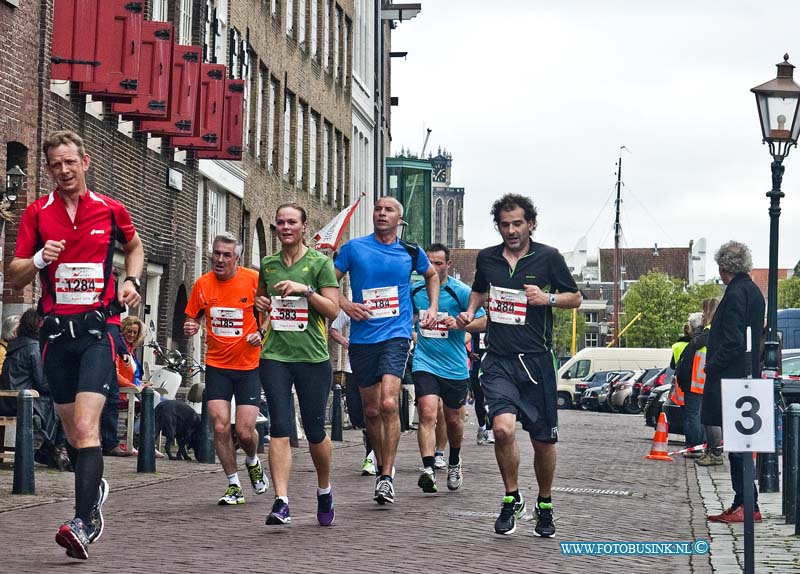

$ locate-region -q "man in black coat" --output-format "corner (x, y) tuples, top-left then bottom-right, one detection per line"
(702, 241), (765, 524)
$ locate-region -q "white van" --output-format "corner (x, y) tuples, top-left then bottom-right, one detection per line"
(556, 347), (672, 408)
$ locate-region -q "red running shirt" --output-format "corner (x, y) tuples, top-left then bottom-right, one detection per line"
(15, 189), (138, 316)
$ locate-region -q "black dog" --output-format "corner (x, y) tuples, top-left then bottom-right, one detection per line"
(155, 400), (200, 461)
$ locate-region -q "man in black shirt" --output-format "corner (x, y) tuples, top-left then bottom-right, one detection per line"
(457, 193), (581, 538)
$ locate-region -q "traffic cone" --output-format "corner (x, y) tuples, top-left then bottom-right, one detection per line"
(645, 411), (673, 461)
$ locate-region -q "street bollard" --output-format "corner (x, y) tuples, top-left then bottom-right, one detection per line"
(400, 387), (410, 432)
(290, 392), (299, 448)
(331, 385), (343, 442)
(784, 405), (800, 523)
(12, 390), (35, 495)
(137, 387), (156, 473)
(197, 391), (215, 464)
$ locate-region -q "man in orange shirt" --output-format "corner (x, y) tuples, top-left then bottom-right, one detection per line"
(185, 232), (268, 504)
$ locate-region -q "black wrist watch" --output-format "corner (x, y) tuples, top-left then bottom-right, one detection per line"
(304, 285), (316, 298)
(124, 276), (141, 292)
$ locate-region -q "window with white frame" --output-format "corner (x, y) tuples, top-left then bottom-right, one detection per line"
(585, 332), (599, 347)
(584, 311), (599, 324)
(342, 137), (349, 206)
(310, 113), (318, 194)
(207, 185), (227, 250)
(343, 17), (350, 87)
(298, 0), (306, 46)
(243, 47), (253, 154)
(323, 122), (330, 202)
(446, 199), (455, 247)
(333, 130), (340, 206)
(310, 0), (318, 58)
(283, 92), (293, 180)
(323, 0), (330, 71)
(152, 0), (168, 20)
(333, 5), (340, 80)
(296, 102), (306, 187)
(435, 199), (443, 243)
(268, 78), (278, 170)
(256, 66), (265, 162)
(286, 0), (294, 36)
(179, 0), (193, 45)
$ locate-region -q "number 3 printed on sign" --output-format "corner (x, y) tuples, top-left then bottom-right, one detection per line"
(734, 396), (762, 436)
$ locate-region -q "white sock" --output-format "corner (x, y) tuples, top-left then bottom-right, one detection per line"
(245, 454), (259, 466)
(227, 473), (241, 487)
(367, 450), (375, 462)
(479, 426), (486, 431)
(277, 495), (289, 504)
(317, 485), (331, 496)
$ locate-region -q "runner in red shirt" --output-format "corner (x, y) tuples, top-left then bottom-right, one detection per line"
(8, 130), (144, 560)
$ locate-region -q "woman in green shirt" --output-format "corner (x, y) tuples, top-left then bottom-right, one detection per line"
(255, 203), (340, 527)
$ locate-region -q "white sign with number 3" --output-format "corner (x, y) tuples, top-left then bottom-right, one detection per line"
(721, 378), (775, 453)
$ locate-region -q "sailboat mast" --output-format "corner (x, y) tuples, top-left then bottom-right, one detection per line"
(612, 152), (623, 348)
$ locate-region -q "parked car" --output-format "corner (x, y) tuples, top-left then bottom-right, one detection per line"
(556, 347), (672, 408)
(660, 379), (685, 436)
(583, 371), (633, 412)
(609, 367), (663, 414)
(638, 367), (672, 411)
(576, 371), (633, 411)
(778, 309), (800, 350)
(776, 349), (800, 404)
(644, 378), (673, 428)
(572, 370), (628, 407)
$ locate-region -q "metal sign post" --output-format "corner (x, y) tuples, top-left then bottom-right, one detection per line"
(722, 378), (775, 574)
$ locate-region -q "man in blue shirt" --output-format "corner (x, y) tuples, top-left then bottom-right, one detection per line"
(335, 196), (439, 505)
(412, 244), (486, 494)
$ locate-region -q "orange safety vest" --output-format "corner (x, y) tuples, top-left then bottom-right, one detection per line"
(690, 348), (707, 394)
(671, 382), (685, 406)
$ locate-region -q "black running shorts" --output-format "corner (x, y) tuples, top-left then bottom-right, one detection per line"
(411, 370), (469, 410)
(479, 351), (559, 443)
(205, 365), (261, 406)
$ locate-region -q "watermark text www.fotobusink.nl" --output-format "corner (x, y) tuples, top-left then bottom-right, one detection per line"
(560, 539), (710, 556)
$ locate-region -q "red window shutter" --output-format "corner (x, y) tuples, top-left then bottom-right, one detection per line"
(79, 0), (144, 99)
(140, 45), (203, 137)
(112, 22), (174, 118)
(196, 79), (244, 160)
(173, 64), (227, 150)
(51, 0), (101, 82)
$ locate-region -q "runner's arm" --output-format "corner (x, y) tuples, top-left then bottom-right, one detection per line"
(119, 232), (144, 307)
(334, 267), (371, 321)
(7, 239), (67, 290)
(419, 266), (440, 328)
(456, 291), (487, 328)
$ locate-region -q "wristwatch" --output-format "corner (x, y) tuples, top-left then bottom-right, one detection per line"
(304, 285), (316, 298)
(549, 293), (557, 306)
(124, 276), (141, 292)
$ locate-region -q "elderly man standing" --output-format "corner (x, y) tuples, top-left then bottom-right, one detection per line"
(703, 241), (765, 524)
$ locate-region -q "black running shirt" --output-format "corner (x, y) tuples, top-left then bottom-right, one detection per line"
(471, 241), (578, 356)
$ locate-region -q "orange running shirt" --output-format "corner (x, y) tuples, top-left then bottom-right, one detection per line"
(185, 267), (260, 370)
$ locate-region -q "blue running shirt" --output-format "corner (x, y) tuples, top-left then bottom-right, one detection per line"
(411, 276), (485, 379)
(335, 234), (430, 344)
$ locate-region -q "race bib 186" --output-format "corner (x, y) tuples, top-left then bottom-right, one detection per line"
(270, 296), (309, 331)
(488, 285), (527, 325)
(55, 262), (104, 305)
(210, 307), (244, 337)
(362, 286), (399, 318)
(419, 311), (449, 338)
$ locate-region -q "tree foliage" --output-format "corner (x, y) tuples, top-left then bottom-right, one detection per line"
(622, 272), (722, 348)
(779, 276), (800, 309)
(552, 307), (586, 357)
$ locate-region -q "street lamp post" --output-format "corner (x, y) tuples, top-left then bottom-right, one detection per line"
(751, 54), (800, 493)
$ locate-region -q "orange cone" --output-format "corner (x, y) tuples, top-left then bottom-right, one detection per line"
(645, 411), (673, 461)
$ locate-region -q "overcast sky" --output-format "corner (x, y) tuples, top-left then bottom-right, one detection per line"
(390, 0), (800, 277)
